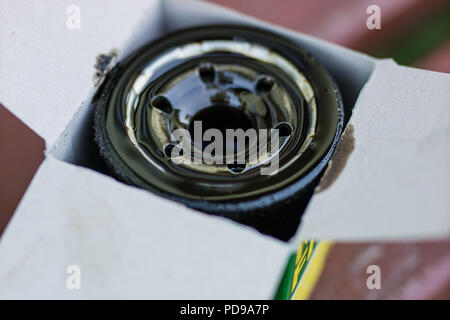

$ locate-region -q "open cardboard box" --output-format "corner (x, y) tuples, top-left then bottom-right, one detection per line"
(0, 0), (449, 299)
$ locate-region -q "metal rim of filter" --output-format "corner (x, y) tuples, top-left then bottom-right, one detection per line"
(94, 25), (344, 214)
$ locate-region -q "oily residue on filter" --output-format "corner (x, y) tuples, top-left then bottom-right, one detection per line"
(316, 124), (355, 193)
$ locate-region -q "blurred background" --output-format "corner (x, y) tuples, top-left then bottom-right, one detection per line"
(212, 0), (450, 72)
(1, 0), (449, 235)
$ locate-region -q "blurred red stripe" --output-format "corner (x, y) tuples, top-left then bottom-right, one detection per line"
(310, 241), (450, 299)
(209, 0), (448, 52)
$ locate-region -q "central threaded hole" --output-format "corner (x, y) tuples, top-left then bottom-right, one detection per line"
(189, 105), (254, 157)
(189, 105), (253, 137)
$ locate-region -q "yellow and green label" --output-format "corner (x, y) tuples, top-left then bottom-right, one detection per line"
(275, 240), (333, 300)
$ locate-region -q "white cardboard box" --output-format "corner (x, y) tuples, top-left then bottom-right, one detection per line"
(0, 0), (449, 299)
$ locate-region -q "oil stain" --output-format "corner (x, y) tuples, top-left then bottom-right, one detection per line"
(316, 124), (355, 193)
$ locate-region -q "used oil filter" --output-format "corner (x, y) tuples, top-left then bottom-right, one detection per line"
(93, 26), (344, 240)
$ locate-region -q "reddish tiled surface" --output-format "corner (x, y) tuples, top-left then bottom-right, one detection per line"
(310, 241), (450, 299)
(0, 105), (45, 236)
(210, 0), (448, 53)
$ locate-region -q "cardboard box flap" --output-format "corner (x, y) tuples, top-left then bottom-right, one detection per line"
(0, 0), (160, 147)
(0, 156), (290, 298)
(295, 60), (450, 241)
